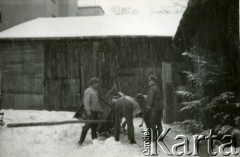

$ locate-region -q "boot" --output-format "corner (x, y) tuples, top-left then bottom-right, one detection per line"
(130, 139), (136, 144)
(78, 126), (88, 145)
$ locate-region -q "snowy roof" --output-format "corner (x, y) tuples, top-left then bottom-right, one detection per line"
(0, 15), (182, 39)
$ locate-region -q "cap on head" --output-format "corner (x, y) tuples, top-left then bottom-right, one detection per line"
(149, 74), (159, 82)
(89, 77), (100, 86)
(117, 92), (125, 97)
(136, 93), (144, 98)
(136, 93), (147, 100)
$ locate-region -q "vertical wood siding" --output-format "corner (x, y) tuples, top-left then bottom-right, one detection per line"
(1, 37), (181, 111)
(0, 41), (44, 109)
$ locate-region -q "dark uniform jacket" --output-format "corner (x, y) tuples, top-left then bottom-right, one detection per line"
(146, 84), (163, 111)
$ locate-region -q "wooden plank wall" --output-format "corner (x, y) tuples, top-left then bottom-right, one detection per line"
(45, 42), (78, 110)
(99, 37), (178, 97)
(0, 45), (2, 109)
(0, 41), (44, 109)
(45, 41), (96, 111)
(44, 37), (180, 111)
(0, 37), (181, 111)
(162, 62), (187, 123)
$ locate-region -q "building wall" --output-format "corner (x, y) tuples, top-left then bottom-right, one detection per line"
(43, 37), (182, 111)
(227, 0), (239, 93)
(59, 0), (78, 17)
(45, 0), (60, 17)
(0, 0), (47, 31)
(0, 41), (45, 109)
(0, 67), (1, 101)
(0, 37), (182, 111)
(0, 0), (78, 31)
(77, 6), (104, 16)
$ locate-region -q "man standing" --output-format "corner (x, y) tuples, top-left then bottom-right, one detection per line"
(78, 78), (102, 145)
(145, 75), (163, 139)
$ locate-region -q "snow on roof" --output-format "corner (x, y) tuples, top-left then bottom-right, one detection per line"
(0, 14), (182, 39)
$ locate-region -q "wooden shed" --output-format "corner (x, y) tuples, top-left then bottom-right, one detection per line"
(0, 15), (184, 122)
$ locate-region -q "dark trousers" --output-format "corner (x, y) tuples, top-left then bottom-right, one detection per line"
(79, 111), (99, 144)
(144, 109), (163, 141)
(114, 101), (135, 143)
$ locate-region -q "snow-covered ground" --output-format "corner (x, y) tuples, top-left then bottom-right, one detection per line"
(0, 110), (146, 157)
(0, 110), (239, 157)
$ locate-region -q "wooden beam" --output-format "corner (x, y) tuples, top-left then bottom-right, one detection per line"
(7, 120), (113, 128)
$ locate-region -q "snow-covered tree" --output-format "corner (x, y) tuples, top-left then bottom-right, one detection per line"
(176, 50), (240, 131)
(110, 6), (138, 15)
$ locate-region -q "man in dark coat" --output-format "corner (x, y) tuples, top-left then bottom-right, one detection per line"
(78, 78), (102, 145)
(145, 75), (163, 140)
(112, 93), (139, 144)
